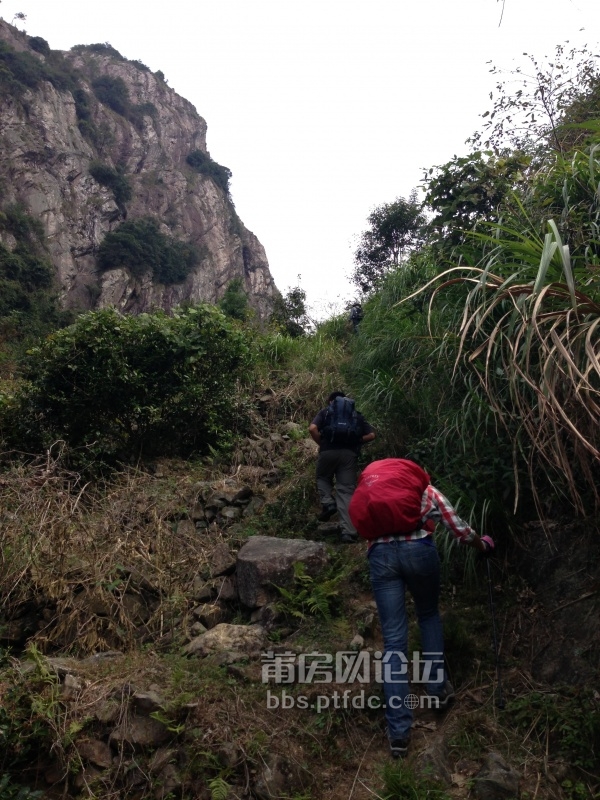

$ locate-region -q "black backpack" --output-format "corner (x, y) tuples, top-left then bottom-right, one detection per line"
(349, 305), (363, 322)
(322, 396), (362, 445)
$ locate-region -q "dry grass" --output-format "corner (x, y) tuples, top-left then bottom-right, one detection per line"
(0, 450), (237, 654)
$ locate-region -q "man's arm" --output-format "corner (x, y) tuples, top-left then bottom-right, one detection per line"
(358, 414), (376, 445)
(309, 423), (321, 445)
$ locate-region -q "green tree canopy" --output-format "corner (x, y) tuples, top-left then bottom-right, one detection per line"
(270, 285), (310, 337)
(352, 192), (426, 293)
(424, 151), (529, 250)
(186, 150), (232, 194)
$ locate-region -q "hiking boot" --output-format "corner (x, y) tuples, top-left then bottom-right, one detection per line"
(389, 738), (410, 759)
(317, 503), (337, 522)
(340, 532), (359, 543)
(428, 680), (455, 712)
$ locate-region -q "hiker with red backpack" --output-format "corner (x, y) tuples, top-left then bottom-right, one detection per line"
(349, 458), (494, 759)
(309, 392), (376, 543)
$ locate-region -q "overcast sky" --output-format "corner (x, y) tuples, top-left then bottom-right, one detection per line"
(2, 0), (600, 320)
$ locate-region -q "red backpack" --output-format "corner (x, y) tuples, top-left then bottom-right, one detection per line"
(349, 458), (431, 540)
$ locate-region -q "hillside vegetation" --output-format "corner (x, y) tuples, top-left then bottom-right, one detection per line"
(0, 42), (599, 800)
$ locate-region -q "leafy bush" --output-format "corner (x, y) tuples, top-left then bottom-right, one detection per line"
(507, 688), (600, 769)
(0, 244), (53, 300)
(28, 36), (50, 57)
(186, 150), (232, 194)
(91, 73), (157, 130)
(0, 654), (60, 781)
(92, 74), (130, 116)
(73, 88), (101, 143)
(2, 306), (252, 464)
(128, 100), (157, 129)
(0, 205), (45, 242)
(97, 217), (199, 284)
(72, 43), (150, 72)
(73, 42), (125, 59)
(89, 161), (132, 207)
(0, 41), (48, 95)
(220, 277), (249, 320)
(0, 206), (71, 345)
(0, 40), (80, 100)
(0, 774), (43, 799)
(382, 760), (451, 799)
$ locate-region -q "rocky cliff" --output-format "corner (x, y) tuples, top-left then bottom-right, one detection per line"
(0, 20), (277, 318)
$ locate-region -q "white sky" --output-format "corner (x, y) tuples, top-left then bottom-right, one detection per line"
(2, 0), (600, 320)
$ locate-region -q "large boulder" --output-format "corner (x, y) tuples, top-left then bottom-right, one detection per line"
(236, 536), (329, 608)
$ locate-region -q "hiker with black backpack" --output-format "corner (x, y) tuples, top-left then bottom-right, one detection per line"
(309, 391), (375, 544)
(349, 458), (494, 759)
(349, 302), (363, 333)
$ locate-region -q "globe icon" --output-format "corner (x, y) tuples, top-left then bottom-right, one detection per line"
(404, 693), (419, 709)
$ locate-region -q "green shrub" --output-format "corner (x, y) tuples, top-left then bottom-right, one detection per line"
(220, 277), (249, 320)
(0, 41), (47, 95)
(186, 150), (232, 194)
(0, 205), (45, 243)
(97, 217), (199, 284)
(72, 43), (150, 72)
(2, 306), (252, 464)
(91, 74), (157, 130)
(89, 161), (132, 207)
(130, 59), (150, 73)
(0, 774), (43, 799)
(0, 206), (70, 345)
(382, 760), (451, 799)
(129, 100), (157, 126)
(73, 42), (125, 59)
(507, 688), (600, 769)
(72, 88), (101, 144)
(0, 40), (80, 100)
(73, 87), (91, 119)
(28, 36), (50, 57)
(92, 74), (129, 116)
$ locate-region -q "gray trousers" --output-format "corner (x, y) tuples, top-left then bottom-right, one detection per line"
(316, 449), (358, 535)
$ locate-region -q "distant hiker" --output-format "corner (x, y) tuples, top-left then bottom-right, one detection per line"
(349, 458), (495, 759)
(309, 392), (375, 543)
(349, 302), (363, 333)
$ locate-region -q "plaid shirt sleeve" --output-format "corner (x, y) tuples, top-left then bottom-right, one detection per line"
(421, 485), (476, 543)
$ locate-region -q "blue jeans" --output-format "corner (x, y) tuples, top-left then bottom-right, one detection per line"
(368, 538), (446, 740)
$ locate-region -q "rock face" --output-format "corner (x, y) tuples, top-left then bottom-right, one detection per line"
(0, 21), (277, 318)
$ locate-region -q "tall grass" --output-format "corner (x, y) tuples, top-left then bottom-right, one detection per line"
(401, 144), (600, 517)
(252, 323), (351, 426)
